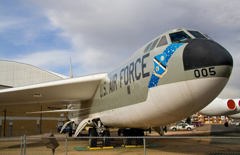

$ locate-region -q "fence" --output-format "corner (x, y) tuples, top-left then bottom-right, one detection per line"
(1, 135), (240, 155)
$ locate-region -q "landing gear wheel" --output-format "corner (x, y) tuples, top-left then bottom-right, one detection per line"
(135, 129), (144, 145)
(224, 122), (229, 127)
(122, 129), (144, 145)
(123, 129), (132, 145)
(89, 128), (97, 147)
(103, 130), (111, 146)
(118, 128), (124, 136)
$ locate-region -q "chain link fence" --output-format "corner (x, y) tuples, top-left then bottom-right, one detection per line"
(1, 135), (240, 155)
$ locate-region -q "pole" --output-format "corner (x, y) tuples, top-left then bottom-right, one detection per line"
(40, 106), (42, 134)
(20, 136), (23, 155)
(3, 109), (6, 137)
(65, 136), (68, 155)
(143, 137), (146, 155)
(23, 135), (26, 155)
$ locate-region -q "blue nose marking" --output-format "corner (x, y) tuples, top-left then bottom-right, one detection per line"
(148, 43), (184, 88)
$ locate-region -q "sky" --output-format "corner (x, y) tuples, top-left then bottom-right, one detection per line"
(0, 0), (240, 98)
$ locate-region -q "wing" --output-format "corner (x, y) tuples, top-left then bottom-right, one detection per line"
(0, 73), (107, 106)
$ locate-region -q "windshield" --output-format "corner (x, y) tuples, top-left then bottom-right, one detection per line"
(169, 31), (191, 43)
(188, 30), (207, 39)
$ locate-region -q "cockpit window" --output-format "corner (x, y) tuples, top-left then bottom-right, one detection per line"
(144, 42), (153, 53)
(188, 30), (207, 39)
(156, 36), (168, 47)
(149, 38), (160, 51)
(169, 31), (191, 43)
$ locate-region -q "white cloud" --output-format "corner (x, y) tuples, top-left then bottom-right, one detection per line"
(2, 0), (240, 97)
(0, 19), (17, 33)
(12, 50), (72, 71)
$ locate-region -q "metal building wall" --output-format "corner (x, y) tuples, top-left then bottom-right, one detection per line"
(0, 60), (66, 87)
(0, 60), (68, 137)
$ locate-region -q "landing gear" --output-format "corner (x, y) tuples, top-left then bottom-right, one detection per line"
(89, 128), (98, 147)
(224, 116), (229, 127)
(103, 129), (111, 146)
(224, 121), (229, 127)
(88, 120), (112, 147)
(119, 128), (144, 146)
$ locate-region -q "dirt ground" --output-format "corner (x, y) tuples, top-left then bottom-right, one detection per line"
(1, 124), (240, 155)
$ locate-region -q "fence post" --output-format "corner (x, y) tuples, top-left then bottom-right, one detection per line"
(20, 136), (23, 155)
(23, 134), (26, 155)
(143, 137), (146, 155)
(65, 136), (68, 155)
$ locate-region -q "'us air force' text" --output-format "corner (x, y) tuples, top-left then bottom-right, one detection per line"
(100, 53), (150, 98)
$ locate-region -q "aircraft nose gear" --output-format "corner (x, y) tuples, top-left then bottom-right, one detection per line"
(97, 120), (104, 136)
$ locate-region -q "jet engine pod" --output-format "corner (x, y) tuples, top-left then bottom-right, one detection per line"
(232, 99), (240, 113)
(199, 98), (238, 116)
(227, 99), (236, 110)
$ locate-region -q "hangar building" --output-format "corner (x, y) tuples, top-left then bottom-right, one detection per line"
(0, 60), (68, 137)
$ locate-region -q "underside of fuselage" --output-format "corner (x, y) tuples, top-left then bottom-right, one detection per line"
(99, 76), (231, 128)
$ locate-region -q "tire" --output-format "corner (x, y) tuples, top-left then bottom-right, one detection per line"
(123, 129), (132, 145)
(172, 128), (177, 131)
(68, 127), (73, 137)
(134, 129), (144, 145)
(103, 130), (111, 146)
(89, 128), (97, 147)
(187, 127), (191, 131)
(118, 128), (123, 136)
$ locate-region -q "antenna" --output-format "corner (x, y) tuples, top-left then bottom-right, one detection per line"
(70, 58), (73, 78)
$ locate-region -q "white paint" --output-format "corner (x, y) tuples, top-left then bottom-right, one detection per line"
(94, 77), (229, 128)
(0, 116), (66, 121)
(200, 98), (240, 116)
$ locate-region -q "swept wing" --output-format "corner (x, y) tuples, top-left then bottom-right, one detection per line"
(0, 73), (107, 106)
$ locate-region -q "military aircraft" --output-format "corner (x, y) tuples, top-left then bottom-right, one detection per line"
(200, 98), (240, 116)
(199, 98), (240, 126)
(0, 28), (233, 146)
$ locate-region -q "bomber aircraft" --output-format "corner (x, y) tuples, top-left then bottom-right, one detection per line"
(0, 28), (233, 147)
(200, 98), (240, 116)
(199, 98), (240, 126)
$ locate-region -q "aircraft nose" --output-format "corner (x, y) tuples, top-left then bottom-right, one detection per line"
(183, 39), (233, 71)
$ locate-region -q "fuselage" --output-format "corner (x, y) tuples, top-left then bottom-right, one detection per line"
(70, 28), (233, 128)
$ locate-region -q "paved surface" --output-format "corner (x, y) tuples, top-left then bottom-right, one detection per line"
(0, 124), (240, 155)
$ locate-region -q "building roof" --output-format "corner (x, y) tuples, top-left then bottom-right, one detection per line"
(0, 60), (67, 87)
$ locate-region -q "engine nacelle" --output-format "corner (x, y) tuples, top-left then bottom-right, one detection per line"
(199, 98), (240, 116)
(232, 99), (240, 112)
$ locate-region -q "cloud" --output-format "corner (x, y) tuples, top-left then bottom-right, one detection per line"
(12, 50), (72, 70)
(8, 48), (117, 77)
(2, 0), (240, 98)
(0, 18), (18, 33)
